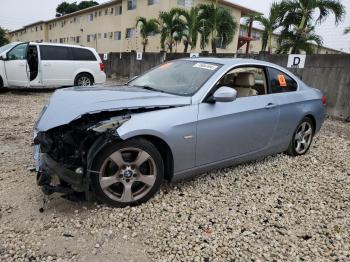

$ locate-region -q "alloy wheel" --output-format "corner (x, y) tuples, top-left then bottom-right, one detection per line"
(77, 76), (92, 86)
(294, 121), (313, 154)
(99, 147), (157, 203)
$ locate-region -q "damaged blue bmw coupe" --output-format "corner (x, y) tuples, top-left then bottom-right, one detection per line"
(33, 58), (326, 207)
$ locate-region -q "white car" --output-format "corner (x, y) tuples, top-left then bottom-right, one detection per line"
(0, 42), (106, 90)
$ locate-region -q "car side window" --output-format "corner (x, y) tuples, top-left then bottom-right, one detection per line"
(268, 67), (298, 93)
(216, 66), (268, 98)
(7, 43), (27, 60)
(72, 48), (97, 61)
(40, 46), (72, 60)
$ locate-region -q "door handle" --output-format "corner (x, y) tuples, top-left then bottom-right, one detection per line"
(265, 103), (277, 109)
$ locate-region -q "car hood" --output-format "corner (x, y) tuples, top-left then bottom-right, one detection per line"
(35, 86), (192, 132)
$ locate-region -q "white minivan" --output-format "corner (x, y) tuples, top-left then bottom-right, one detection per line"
(0, 42), (106, 90)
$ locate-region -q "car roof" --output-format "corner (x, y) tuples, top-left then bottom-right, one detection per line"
(13, 42), (95, 50)
(180, 57), (277, 67)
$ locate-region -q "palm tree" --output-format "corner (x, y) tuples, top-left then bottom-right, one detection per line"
(197, 2), (238, 53)
(279, 0), (345, 31)
(277, 0), (345, 54)
(277, 26), (323, 54)
(158, 8), (186, 53)
(244, 2), (283, 53)
(344, 26), (350, 34)
(136, 17), (159, 52)
(177, 7), (200, 52)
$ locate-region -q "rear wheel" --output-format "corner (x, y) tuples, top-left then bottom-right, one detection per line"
(75, 73), (94, 86)
(91, 138), (164, 207)
(286, 117), (314, 156)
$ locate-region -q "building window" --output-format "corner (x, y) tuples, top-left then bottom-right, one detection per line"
(177, 0), (192, 8)
(104, 33), (107, 38)
(128, 0), (137, 10)
(252, 31), (260, 40)
(105, 9), (108, 15)
(215, 36), (227, 49)
(88, 14), (94, 22)
(110, 7), (114, 14)
(114, 31), (121, 40)
(94, 11), (98, 17)
(148, 0), (159, 5)
(239, 28), (247, 36)
(125, 28), (135, 39)
(87, 35), (91, 42)
(116, 5), (122, 15)
(76, 36), (80, 43)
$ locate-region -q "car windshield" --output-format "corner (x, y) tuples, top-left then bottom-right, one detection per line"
(129, 60), (221, 96)
(0, 43), (18, 54)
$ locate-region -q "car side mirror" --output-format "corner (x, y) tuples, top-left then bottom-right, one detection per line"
(0, 53), (7, 60)
(212, 86), (237, 103)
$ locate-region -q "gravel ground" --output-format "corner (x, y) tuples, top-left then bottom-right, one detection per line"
(0, 90), (349, 262)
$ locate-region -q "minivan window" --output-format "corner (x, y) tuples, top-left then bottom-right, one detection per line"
(72, 48), (97, 61)
(40, 45), (72, 60)
(268, 67), (298, 93)
(7, 43), (27, 60)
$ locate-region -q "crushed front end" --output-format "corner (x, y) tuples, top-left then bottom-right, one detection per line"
(33, 111), (131, 197)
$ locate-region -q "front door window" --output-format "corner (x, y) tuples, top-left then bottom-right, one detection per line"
(7, 43), (27, 60)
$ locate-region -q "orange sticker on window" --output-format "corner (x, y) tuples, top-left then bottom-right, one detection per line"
(278, 74), (287, 87)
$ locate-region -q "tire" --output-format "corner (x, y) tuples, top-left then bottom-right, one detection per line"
(90, 138), (164, 207)
(285, 117), (314, 156)
(0, 76), (7, 93)
(74, 73), (94, 86)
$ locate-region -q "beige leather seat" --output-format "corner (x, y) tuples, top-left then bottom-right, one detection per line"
(234, 72), (258, 97)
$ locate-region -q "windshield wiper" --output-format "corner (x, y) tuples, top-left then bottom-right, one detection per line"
(135, 85), (165, 93)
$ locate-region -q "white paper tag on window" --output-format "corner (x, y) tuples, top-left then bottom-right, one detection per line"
(193, 63), (218, 70)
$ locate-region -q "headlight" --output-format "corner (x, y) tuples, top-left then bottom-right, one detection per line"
(88, 115), (131, 133)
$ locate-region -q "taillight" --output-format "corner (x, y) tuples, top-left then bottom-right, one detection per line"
(99, 63), (105, 71)
(322, 95), (326, 106)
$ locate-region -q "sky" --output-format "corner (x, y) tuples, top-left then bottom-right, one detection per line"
(0, 0), (349, 52)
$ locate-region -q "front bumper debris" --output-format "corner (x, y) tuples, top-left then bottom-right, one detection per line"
(37, 153), (86, 194)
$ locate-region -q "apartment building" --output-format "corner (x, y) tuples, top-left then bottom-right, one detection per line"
(10, 0), (258, 53)
(238, 24), (343, 55)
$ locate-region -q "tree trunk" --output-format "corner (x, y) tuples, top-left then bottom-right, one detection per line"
(267, 33), (272, 54)
(143, 44), (146, 53)
(184, 42), (189, 53)
(211, 39), (217, 54)
(298, 12), (307, 30)
(169, 37), (173, 53)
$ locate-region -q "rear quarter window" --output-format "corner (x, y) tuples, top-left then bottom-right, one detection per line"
(268, 67), (298, 93)
(72, 48), (97, 61)
(40, 45), (72, 60)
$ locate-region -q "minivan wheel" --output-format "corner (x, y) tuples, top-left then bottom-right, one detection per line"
(91, 138), (164, 207)
(75, 73), (94, 86)
(286, 117), (314, 156)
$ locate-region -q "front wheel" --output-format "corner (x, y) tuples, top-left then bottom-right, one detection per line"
(75, 73), (94, 86)
(91, 138), (164, 207)
(286, 117), (314, 156)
